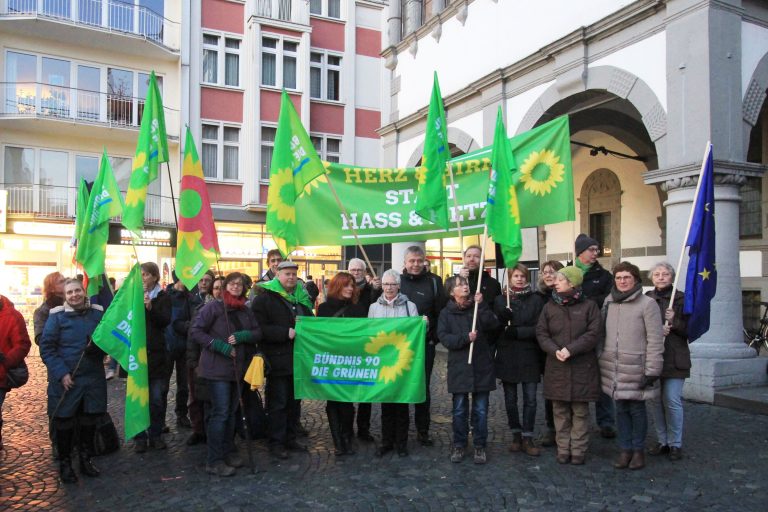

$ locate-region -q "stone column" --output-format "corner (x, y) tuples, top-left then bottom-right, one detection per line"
(662, 171), (766, 402)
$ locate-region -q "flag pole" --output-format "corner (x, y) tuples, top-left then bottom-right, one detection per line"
(447, 162), (463, 248)
(668, 141), (712, 312)
(165, 161), (179, 232)
(467, 224), (488, 364)
(325, 178), (378, 278)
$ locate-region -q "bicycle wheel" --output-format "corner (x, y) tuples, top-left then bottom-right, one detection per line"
(743, 328), (761, 354)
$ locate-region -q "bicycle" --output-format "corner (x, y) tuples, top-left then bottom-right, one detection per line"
(743, 301), (768, 355)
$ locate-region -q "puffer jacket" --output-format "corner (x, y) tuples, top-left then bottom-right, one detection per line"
(599, 288), (664, 401)
(0, 295), (32, 389)
(646, 287), (690, 379)
(536, 294), (602, 402)
(368, 293), (419, 319)
(438, 299), (499, 394)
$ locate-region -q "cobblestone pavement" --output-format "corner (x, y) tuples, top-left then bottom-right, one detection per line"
(2, 353), (767, 511)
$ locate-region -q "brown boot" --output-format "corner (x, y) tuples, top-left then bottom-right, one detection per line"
(629, 450), (645, 470)
(522, 437), (540, 457)
(613, 450), (633, 469)
(509, 432), (522, 452)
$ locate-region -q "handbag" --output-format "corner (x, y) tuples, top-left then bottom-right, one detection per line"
(92, 412), (120, 455)
(5, 360), (29, 388)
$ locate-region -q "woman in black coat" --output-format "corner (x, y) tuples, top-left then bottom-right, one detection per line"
(133, 262), (172, 453)
(438, 276), (498, 465)
(494, 263), (546, 457)
(317, 272), (368, 456)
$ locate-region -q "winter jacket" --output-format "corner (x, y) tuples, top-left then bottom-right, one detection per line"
(33, 296), (63, 345)
(467, 269), (502, 305)
(438, 299), (499, 394)
(0, 295), (32, 389)
(400, 269), (445, 343)
(189, 299), (262, 382)
(368, 293), (419, 319)
(166, 286), (193, 358)
(317, 297), (369, 319)
(536, 295), (602, 402)
(145, 289), (172, 381)
(251, 289), (314, 376)
(646, 287), (691, 379)
(185, 293), (209, 369)
(581, 261), (613, 308)
(493, 290), (547, 383)
(356, 281), (383, 309)
(600, 288), (664, 401)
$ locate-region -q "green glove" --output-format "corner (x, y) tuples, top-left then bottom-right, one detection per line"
(211, 339), (233, 357)
(232, 330), (253, 344)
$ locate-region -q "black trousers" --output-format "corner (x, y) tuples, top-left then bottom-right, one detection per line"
(413, 343), (436, 434)
(356, 403), (371, 434)
(266, 374), (299, 446)
(381, 403), (409, 447)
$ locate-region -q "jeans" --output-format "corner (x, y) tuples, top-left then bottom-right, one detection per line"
(502, 381), (538, 436)
(414, 343), (436, 435)
(596, 391), (616, 428)
(206, 379), (238, 465)
(135, 377), (169, 440)
(616, 399), (648, 451)
(649, 378), (685, 448)
(266, 374), (300, 447)
(452, 392), (489, 448)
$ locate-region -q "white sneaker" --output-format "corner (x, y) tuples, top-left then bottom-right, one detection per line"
(105, 369), (115, 380)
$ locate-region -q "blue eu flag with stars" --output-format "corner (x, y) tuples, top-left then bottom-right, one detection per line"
(683, 144), (717, 341)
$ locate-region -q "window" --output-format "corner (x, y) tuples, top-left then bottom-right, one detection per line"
(310, 0), (341, 19)
(2, 146), (67, 215)
(202, 34), (241, 87)
(260, 126), (276, 181)
(311, 134), (341, 163)
(108, 67), (134, 125)
(740, 177), (762, 238)
(261, 37), (298, 90)
(588, 213), (611, 257)
(310, 51), (341, 101)
(75, 155), (99, 185)
(5, 51), (38, 114)
(201, 123), (240, 181)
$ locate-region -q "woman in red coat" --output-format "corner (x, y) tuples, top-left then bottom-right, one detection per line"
(0, 294), (33, 450)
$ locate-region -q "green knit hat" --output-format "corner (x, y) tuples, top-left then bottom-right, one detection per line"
(558, 266), (583, 287)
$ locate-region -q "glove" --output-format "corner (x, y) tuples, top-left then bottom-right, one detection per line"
(232, 330), (253, 344)
(211, 339), (233, 357)
(640, 375), (659, 389)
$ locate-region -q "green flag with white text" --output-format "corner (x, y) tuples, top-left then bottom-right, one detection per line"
(92, 264), (149, 439)
(75, 150), (124, 295)
(294, 317), (426, 403)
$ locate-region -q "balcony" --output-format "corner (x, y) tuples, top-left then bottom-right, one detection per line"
(2, 184), (178, 226)
(253, 0), (309, 26)
(0, 81), (180, 143)
(0, 0), (180, 57)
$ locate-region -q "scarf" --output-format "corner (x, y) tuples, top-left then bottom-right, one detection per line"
(611, 282), (643, 303)
(574, 258), (592, 274)
(223, 290), (247, 310)
(509, 284), (532, 301)
(653, 285), (673, 299)
(258, 278), (314, 310)
(552, 288), (582, 306)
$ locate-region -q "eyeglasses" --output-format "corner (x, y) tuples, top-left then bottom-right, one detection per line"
(382, 282), (398, 287)
(541, 270), (556, 275)
(586, 247), (600, 253)
(614, 276), (635, 281)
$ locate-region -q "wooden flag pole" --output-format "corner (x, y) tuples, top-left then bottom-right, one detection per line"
(447, 162), (463, 248)
(325, 178), (378, 278)
(467, 224), (488, 364)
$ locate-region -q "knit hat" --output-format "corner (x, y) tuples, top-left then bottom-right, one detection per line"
(575, 233), (599, 256)
(558, 266), (583, 287)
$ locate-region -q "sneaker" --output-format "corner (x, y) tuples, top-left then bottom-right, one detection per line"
(450, 446), (464, 463)
(149, 437), (167, 450)
(473, 447), (487, 465)
(225, 452), (244, 468)
(206, 461), (236, 477)
(105, 369), (116, 380)
(648, 442), (670, 456)
(134, 439), (148, 454)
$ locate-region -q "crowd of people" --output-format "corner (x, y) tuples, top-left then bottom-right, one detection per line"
(0, 235), (692, 481)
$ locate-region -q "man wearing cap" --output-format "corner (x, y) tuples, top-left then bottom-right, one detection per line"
(252, 260), (315, 459)
(573, 233), (616, 438)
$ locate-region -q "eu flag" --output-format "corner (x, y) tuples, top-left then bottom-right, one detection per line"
(683, 144), (717, 341)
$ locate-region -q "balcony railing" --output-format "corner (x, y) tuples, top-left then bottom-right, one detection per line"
(2, 184), (177, 226)
(254, 0), (309, 25)
(0, 0), (180, 52)
(1, 82), (179, 134)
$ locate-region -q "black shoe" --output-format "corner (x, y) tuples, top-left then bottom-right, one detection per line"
(134, 439), (148, 454)
(600, 426), (617, 439)
(417, 432), (433, 446)
(357, 431), (375, 442)
(375, 444), (394, 457)
(149, 437), (167, 450)
(397, 444), (408, 457)
(295, 424), (309, 437)
(176, 416), (192, 429)
(59, 458), (78, 484)
(285, 440), (308, 452)
(269, 445), (290, 460)
(79, 454), (100, 478)
(669, 447), (683, 461)
(648, 442), (670, 456)
(186, 432), (207, 446)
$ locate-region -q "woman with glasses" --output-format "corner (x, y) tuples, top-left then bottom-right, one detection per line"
(190, 272), (262, 476)
(368, 269), (419, 457)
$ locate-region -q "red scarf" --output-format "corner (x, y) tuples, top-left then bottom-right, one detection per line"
(223, 290), (246, 310)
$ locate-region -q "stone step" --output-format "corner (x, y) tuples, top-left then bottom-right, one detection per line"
(714, 385), (768, 416)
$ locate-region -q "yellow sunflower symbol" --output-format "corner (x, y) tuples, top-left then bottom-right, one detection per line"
(126, 348), (149, 406)
(519, 149), (565, 196)
(508, 184), (520, 225)
(301, 160), (331, 196)
(267, 168), (296, 223)
(415, 165), (427, 185)
(365, 331), (415, 384)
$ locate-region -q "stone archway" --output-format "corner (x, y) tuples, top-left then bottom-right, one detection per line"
(405, 126), (480, 167)
(579, 168), (622, 268)
(743, 50), (768, 159)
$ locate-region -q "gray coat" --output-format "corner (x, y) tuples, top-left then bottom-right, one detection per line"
(599, 288), (664, 401)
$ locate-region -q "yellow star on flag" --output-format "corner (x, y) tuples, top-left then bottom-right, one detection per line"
(698, 267), (711, 280)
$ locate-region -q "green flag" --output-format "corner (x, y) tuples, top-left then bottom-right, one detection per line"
(266, 90), (326, 256)
(415, 72), (450, 229)
(92, 264), (149, 439)
(72, 178), (90, 251)
(123, 71), (168, 232)
(75, 150), (124, 295)
(294, 316), (426, 403)
(486, 107), (522, 267)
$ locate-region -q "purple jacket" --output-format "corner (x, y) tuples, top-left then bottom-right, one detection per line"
(189, 299), (261, 382)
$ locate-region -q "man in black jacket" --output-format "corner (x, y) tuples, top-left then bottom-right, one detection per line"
(574, 233), (616, 438)
(251, 261), (314, 458)
(399, 246), (446, 446)
(458, 245), (501, 305)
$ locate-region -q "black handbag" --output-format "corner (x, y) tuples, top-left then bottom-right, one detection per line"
(92, 412), (120, 455)
(5, 360), (29, 388)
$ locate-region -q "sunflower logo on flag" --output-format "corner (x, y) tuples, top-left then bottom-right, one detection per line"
(365, 331), (415, 384)
(267, 168), (297, 223)
(519, 149), (565, 196)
